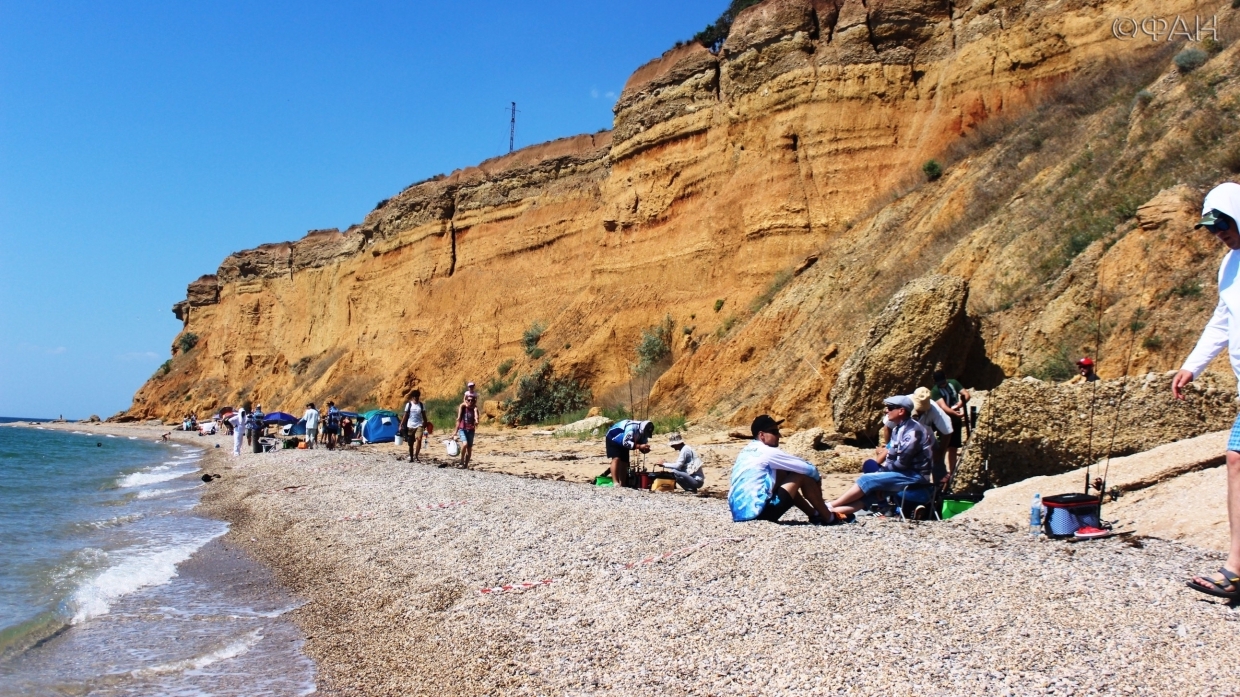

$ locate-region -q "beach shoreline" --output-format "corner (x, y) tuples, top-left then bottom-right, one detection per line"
(18, 420), (1240, 695)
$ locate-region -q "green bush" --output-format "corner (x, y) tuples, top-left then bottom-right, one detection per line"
(502, 362), (591, 426)
(652, 414), (687, 434)
(1173, 279), (1203, 298)
(1174, 48), (1208, 73)
(528, 347), (546, 360)
(1142, 335), (1164, 351)
(424, 397), (461, 429)
(1134, 89), (1154, 106)
(155, 359), (172, 378)
(922, 159), (943, 181)
(693, 0), (763, 52)
(522, 321), (546, 357)
(178, 332), (199, 353)
(635, 315), (674, 375)
(715, 315), (738, 339)
(496, 358), (515, 378)
(714, 299), (725, 313)
(1028, 345), (1075, 382)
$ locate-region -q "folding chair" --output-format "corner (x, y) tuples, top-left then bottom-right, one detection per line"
(258, 436), (281, 453)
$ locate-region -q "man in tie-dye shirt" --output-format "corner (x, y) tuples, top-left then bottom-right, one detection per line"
(728, 415), (840, 524)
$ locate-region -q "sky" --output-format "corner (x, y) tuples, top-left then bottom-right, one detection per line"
(0, 0), (723, 419)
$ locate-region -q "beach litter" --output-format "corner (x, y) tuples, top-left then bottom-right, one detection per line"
(478, 579), (555, 595)
(624, 537), (746, 569)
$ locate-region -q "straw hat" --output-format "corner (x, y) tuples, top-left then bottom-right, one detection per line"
(667, 432), (685, 446)
(911, 387), (932, 414)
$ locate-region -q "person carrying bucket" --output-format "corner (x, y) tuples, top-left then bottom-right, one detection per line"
(1174, 182), (1240, 600)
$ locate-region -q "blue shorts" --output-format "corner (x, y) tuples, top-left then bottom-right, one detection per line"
(458, 429), (475, 448)
(856, 471), (928, 503)
(1229, 412), (1240, 452)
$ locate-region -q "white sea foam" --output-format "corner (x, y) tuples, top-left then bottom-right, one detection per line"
(69, 532), (224, 624)
(117, 468), (197, 488)
(135, 485), (201, 500)
(105, 434), (117, 439)
(130, 630), (263, 677)
(82, 513), (145, 529)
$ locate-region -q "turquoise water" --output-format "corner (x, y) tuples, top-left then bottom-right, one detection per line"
(0, 423), (315, 695)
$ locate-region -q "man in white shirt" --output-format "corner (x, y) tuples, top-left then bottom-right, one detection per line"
(1175, 182), (1240, 600)
(303, 402), (320, 450)
(401, 389), (426, 462)
(658, 432), (704, 492)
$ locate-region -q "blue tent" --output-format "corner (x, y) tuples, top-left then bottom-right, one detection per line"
(360, 409), (400, 443)
(263, 412), (298, 426)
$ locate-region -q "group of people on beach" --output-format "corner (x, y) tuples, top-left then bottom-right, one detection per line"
(398, 384), (479, 469)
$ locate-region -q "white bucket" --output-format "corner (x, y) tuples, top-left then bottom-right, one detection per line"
(394, 434), (404, 446)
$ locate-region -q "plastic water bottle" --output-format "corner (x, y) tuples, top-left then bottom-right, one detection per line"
(1029, 493), (1042, 537)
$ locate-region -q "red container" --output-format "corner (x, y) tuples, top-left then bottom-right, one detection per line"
(639, 472), (654, 490)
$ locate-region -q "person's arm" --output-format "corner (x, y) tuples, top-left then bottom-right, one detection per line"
(1176, 296), (1229, 398)
(930, 401), (953, 436)
(764, 448), (821, 481)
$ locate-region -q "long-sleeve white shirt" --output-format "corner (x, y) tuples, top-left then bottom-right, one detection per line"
(1181, 184), (1240, 380)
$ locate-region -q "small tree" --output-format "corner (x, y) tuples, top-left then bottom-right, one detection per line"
(922, 159), (943, 181)
(178, 332), (199, 353)
(522, 321), (546, 357)
(502, 362), (591, 425)
(635, 315), (674, 375)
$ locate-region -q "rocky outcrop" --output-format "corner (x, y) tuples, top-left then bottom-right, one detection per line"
(830, 275), (974, 437)
(129, 0), (1235, 425)
(954, 373), (1237, 493)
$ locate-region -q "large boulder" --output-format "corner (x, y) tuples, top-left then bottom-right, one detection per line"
(954, 372), (1237, 493)
(830, 275), (973, 437)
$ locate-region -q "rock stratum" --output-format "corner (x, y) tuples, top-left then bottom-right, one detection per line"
(129, 0), (1240, 440)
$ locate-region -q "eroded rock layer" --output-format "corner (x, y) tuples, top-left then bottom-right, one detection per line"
(129, 0), (1236, 430)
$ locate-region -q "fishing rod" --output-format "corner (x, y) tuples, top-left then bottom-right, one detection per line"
(1097, 264), (1152, 506)
(1083, 271), (1105, 495)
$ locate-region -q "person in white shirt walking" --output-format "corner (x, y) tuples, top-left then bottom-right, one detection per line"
(1174, 183), (1240, 600)
(401, 389), (427, 463)
(658, 432), (704, 492)
(302, 403), (320, 449)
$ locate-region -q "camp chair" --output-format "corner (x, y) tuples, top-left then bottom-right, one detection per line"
(894, 483), (939, 521)
(258, 436), (281, 453)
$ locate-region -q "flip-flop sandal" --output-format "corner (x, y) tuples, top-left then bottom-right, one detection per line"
(1074, 526), (1111, 540)
(1187, 567), (1240, 600)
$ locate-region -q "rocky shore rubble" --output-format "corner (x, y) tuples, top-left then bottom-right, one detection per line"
(205, 442), (1240, 696)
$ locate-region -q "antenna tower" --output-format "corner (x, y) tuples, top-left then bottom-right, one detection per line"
(509, 102), (517, 153)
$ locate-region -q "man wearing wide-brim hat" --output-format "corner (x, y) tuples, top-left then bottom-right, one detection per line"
(828, 395), (934, 517)
(1176, 182), (1240, 600)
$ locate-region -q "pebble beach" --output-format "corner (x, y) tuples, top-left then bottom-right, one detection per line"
(17, 422), (1240, 695)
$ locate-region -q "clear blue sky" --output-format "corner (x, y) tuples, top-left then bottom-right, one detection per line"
(0, 0), (722, 419)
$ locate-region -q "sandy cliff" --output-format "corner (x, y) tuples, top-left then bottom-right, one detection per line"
(129, 0), (1239, 431)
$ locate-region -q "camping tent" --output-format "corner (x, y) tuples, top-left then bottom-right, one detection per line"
(360, 409), (400, 443)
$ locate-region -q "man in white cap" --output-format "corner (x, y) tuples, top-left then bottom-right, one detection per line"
(828, 395), (934, 517)
(1175, 182), (1240, 600)
(658, 432), (704, 492)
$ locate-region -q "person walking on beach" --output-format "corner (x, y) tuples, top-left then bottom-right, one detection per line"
(401, 389), (426, 462)
(323, 401), (340, 449)
(225, 410), (244, 456)
(454, 393), (479, 469)
(303, 403), (320, 450)
(1175, 183), (1240, 600)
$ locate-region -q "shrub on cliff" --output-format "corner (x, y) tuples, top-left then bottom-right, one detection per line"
(523, 321), (546, 358)
(635, 315), (674, 375)
(1174, 47), (1207, 73)
(154, 360), (172, 378)
(178, 332), (199, 353)
(922, 159), (943, 181)
(501, 362), (590, 426)
(693, 0), (764, 53)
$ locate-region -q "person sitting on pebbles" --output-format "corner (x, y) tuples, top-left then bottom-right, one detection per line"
(728, 415), (841, 524)
(828, 395), (934, 517)
(658, 432), (704, 492)
(605, 419), (654, 487)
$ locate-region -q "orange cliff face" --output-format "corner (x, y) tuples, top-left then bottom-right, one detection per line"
(127, 0), (1206, 422)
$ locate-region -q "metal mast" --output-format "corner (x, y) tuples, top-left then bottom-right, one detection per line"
(509, 102), (517, 153)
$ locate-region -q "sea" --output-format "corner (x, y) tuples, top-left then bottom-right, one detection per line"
(0, 419), (316, 695)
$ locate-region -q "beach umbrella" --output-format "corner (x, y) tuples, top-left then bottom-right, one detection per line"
(338, 411), (359, 419)
(263, 411), (298, 425)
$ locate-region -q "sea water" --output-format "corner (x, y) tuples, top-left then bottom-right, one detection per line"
(0, 422), (316, 695)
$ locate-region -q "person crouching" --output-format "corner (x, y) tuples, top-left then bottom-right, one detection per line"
(659, 432), (704, 492)
(728, 415), (839, 524)
(828, 395), (934, 516)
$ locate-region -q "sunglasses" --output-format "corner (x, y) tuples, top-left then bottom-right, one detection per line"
(884, 405), (903, 412)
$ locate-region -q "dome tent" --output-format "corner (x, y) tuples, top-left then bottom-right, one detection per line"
(359, 409), (400, 443)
